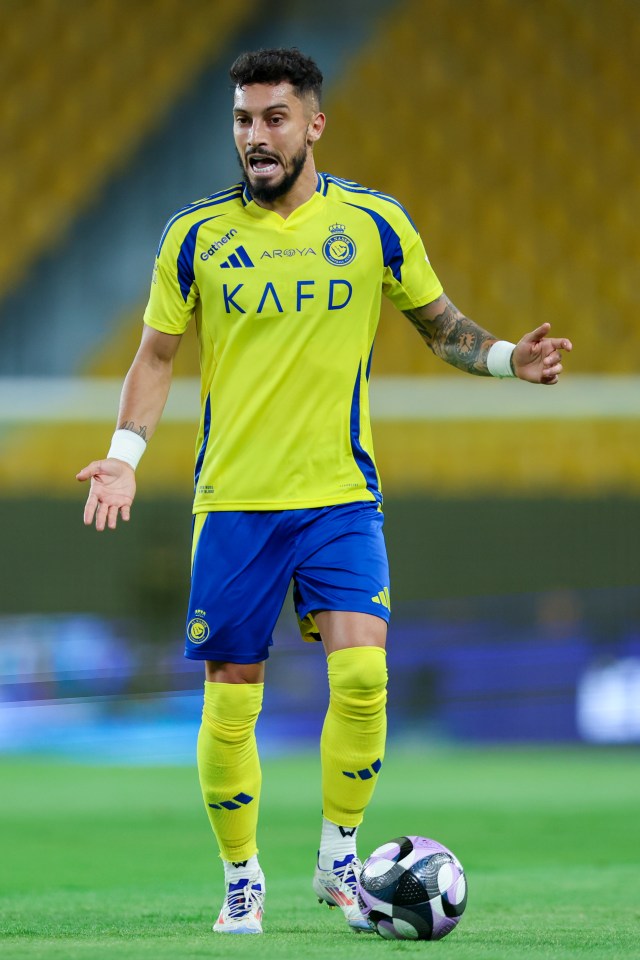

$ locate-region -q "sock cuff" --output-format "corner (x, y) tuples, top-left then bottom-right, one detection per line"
(222, 853), (261, 878)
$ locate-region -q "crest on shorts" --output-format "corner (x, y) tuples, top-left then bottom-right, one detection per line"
(187, 616), (210, 644)
(322, 223), (356, 266)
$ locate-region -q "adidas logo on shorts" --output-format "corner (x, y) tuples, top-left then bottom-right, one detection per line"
(371, 587), (390, 610)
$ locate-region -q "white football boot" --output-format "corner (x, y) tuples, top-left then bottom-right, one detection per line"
(213, 868), (265, 934)
(313, 854), (372, 931)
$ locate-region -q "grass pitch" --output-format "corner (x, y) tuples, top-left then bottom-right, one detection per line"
(1, 746), (639, 959)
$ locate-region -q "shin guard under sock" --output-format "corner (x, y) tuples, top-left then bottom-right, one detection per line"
(197, 680), (263, 862)
(320, 646), (387, 827)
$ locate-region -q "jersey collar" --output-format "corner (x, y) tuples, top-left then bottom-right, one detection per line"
(241, 175), (325, 227)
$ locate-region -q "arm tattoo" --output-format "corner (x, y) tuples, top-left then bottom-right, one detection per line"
(118, 420), (148, 440)
(403, 297), (497, 376)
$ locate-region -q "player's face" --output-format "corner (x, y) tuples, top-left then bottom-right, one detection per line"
(233, 82), (323, 203)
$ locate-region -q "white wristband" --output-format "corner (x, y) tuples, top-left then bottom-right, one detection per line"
(487, 340), (517, 378)
(107, 429), (147, 470)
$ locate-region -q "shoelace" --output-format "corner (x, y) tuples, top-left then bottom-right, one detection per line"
(334, 858), (361, 900)
(225, 880), (262, 920)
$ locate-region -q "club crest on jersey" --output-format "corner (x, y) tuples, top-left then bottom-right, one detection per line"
(187, 614), (210, 644)
(322, 223), (356, 266)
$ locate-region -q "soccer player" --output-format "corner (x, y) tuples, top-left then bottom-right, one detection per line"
(77, 48), (571, 934)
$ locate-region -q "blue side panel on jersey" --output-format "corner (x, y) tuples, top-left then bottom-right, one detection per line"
(347, 203), (404, 282)
(176, 216), (218, 302)
(349, 362), (382, 504)
(194, 394), (212, 491)
(365, 340), (375, 381)
(157, 185), (243, 256)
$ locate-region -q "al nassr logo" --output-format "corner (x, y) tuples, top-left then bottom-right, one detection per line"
(322, 223), (356, 266)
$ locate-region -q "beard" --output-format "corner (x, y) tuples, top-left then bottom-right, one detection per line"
(237, 142), (308, 203)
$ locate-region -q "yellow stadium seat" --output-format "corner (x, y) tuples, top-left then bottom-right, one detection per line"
(0, 0), (258, 298)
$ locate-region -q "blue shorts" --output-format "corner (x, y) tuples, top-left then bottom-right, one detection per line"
(184, 501), (390, 663)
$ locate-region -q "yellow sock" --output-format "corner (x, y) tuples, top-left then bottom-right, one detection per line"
(197, 680), (264, 862)
(321, 646), (387, 826)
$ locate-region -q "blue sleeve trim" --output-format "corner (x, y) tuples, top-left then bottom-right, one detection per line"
(157, 185), (242, 256)
(321, 173), (418, 232)
(346, 202), (404, 282)
(176, 216), (220, 302)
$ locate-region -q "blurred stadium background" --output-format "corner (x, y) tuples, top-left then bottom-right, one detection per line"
(1, 0), (638, 763)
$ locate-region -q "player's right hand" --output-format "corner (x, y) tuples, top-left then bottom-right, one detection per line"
(76, 458), (136, 531)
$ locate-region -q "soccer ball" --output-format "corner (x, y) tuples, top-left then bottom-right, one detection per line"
(357, 835), (467, 940)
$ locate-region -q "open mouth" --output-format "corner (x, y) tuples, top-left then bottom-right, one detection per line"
(247, 153), (280, 177)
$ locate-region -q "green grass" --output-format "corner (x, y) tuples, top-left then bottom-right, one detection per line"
(1, 746), (639, 959)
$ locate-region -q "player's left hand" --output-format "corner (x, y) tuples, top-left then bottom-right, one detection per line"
(512, 323), (573, 385)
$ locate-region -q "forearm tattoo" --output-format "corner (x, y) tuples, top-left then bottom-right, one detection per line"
(118, 420), (148, 440)
(403, 298), (497, 376)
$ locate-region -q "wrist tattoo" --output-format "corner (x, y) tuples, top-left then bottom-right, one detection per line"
(118, 420), (148, 441)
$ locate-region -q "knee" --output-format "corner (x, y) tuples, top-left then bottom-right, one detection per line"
(205, 661), (265, 684)
(202, 680), (264, 740)
(327, 646), (387, 710)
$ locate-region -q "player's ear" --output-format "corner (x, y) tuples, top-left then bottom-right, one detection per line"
(307, 111), (325, 144)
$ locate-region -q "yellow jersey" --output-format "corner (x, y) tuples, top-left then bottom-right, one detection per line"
(144, 174), (443, 512)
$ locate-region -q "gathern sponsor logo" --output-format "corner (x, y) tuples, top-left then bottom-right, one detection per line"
(260, 248), (316, 259)
(200, 228), (238, 260)
(322, 223), (356, 266)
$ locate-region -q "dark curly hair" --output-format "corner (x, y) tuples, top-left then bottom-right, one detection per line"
(229, 48), (323, 105)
